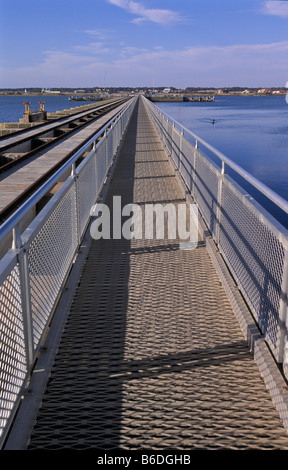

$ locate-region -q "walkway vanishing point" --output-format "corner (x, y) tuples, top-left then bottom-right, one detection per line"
(3, 96), (288, 450)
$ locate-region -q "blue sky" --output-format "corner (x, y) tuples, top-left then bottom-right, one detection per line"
(0, 0), (288, 88)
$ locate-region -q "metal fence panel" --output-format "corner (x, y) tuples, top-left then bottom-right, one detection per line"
(107, 128), (114, 167)
(165, 119), (173, 155)
(180, 137), (196, 193)
(95, 139), (108, 195)
(27, 181), (78, 351)
(171, 126), (181, 168)
(0, 256), (26, 443)
(194, 151), (220, 239)
(77, 153), (97, 238)
(220, 177), (286, 356)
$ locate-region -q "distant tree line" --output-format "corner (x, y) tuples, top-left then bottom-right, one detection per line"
(0, 86), (285, 94)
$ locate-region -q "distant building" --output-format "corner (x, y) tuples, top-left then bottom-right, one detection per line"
(163, 88), (171, 93)
(42, 89), (60, 94)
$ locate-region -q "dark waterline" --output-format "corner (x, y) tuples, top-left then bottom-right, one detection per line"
(156, 95), (288, 231)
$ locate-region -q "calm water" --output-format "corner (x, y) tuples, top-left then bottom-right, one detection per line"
(157, 95), (288, 229)
(0, 95), (88, 122)
(0, 94), (287, 228)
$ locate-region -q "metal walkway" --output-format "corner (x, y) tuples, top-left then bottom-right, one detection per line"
(24, 98), (288, 450)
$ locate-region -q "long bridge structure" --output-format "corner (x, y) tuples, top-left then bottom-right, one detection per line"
(1, 95), (288, 450)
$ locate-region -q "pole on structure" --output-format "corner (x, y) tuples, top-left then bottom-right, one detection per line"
(39, 101), (45, 112)
(23, 102), (31, 114)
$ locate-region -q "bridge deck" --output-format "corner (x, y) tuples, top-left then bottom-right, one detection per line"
(25, 98), (288, 450)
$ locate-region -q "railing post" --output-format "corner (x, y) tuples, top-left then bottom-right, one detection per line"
(104, 129), (109, 172)
(17, 243), (34, 373)
(12, 223), (21, 251)
(13, 225), (34, 371)
(71, 162), (81, 246)
(216, 160), (225, 245)
(192, 140), (198, 198)
(93, 139), (99, 198)
(278, 250), (288, 373)
(171, 121), (175, 164)
(166, 118), (170, 155)
(179, 128), (184, 173)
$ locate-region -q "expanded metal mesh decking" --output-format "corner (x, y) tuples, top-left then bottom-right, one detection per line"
(27, 99), (288, 450)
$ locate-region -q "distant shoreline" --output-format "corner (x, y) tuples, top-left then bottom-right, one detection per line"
(0, 87), (286, 98)
(0, 92), (286, 97)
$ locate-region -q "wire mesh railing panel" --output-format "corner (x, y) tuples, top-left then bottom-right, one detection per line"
(165, 120), (173, 155)
(171, 127), (181, 168)
(0, 261), (26, 442)
(77, 155), (97, 238)
(194, 151), (220, 239)
(180, 137), (196, 193)
(111, 119), (120, 156)
(106, 129), (114, 167)
(95, 140), (108, 195)
(220, 179), (286, 354)
(28, 183), (78, 350)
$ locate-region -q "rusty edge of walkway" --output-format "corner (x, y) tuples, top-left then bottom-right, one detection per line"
(4, 97), (288, 450)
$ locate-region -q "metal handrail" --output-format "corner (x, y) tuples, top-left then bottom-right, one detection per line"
(144, 94), (288, 370)
(148, 100), (288, 217)
(0, 97), (135, 246)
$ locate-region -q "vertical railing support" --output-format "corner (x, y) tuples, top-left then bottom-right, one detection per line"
(278, 250), (288, 371)
(192, 140), (198, 198)
(17, 245), (34, 373)
(71, 162), (81, 246)
(13, 224), (34, 372)
(179, 128), (184, 173)
(12, 224), (21, 251)
(93, 140), (99, 198)
(171, 122), (176, 164)
(216, 160), (225, 245)
(104, 130), (109, 173)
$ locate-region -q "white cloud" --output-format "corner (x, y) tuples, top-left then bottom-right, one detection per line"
(108, 41), (288, 87)
(73, 42), (111, 55)
(263, 1), (288, 17)
(107, 0), (181, 24)
(84, 30), (106, 39)
(1, 41), (288, 88)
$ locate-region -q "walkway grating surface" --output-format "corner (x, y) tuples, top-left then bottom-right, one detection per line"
(27, 98), (288, 450)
